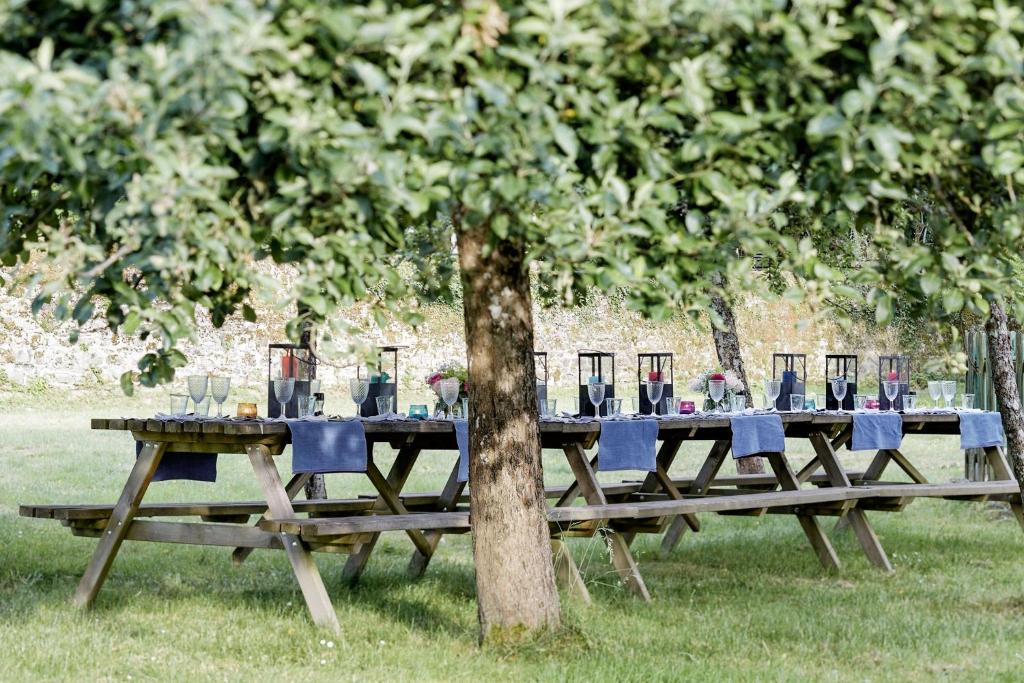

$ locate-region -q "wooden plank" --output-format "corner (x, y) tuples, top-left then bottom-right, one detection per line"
(886, 448), (929, 485)
(246, 443), (339, 633)
(660, 439), (730, 557)
(551, 539), (591, 604)
(263, 511), (472, 536)
(364, 461), (432, 556)
(72, 441), (167, 608)
(984, 446), (1024, 532)
(74, 519), (282, 549)
(408, 456), (467, 577)
(766, 451), (841, 570)
(233, 472), (311, 566)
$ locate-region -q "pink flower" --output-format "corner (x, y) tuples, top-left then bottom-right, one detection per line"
(426, 372), (442, 386)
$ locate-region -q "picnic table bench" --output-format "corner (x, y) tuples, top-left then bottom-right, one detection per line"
(19, 412), (1023, 631)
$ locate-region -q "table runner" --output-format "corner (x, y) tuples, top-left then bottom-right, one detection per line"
(959, 411), (1006, 449)
(850, 412), (903, 451)
(597, 419), (658, 471)
(134, 440), (217, 482)
(455, 419), (470, 482)
(289, 419), (368, 473)
(730, 414), (785, 458)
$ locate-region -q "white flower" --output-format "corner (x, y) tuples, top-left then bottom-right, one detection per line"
(688, 378), (704, 392)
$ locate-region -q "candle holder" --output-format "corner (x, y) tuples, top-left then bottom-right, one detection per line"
(359, 345), (404, 417)
(577, 349), (615, 417)
(637, 352), (673, 414)
(825, 354), (858, 410)
(267, 343), (316, 418)
(878, 355), (911, 411)
(772, 352), (807, 411)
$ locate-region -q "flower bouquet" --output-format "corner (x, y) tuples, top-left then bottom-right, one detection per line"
(425, 363), (469, 417)
(688, 369), (745, 411)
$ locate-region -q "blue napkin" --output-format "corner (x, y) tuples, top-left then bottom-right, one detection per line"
(290, 420), (368, 474)
(850, 412), (903, 451)
(455, 419), (470, 483)
(960, 412), (1006, 449)
(597, 419), (658, 472)
(135, 441), (217, 483)
(730, 414), (785, 458)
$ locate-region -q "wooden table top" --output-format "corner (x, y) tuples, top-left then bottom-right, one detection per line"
(91, 411), (966, 439)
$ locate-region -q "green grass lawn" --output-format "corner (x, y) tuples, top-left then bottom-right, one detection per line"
(1, 389), (1023, 682)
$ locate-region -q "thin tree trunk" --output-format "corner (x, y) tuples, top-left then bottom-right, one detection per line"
(985, 300), (1024, 487)
(710, 275), (765, 475)
(457, 221), (560, 643)
(299, 316), (327, 500)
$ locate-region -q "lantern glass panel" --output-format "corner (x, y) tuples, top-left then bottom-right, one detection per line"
(577, 350), (615, 417)
(637, 352), (674, 414)
(267, 343), (316, 418)
(825, 354), (858, 410)
(771, 353), (807, 411)
(360, 345), (403, 417)
(878, 355), (912, 411)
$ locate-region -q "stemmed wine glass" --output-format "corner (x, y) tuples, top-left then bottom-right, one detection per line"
(210, 377), (231, 418)
(439, 377), (461, 419)
(708, 379), (726, 412)
(645, 380), (664, 416)
(764, 379), (781, 412)
(882, 380), (899, 412)
(831, 376), (848, 410)
(349, 377), (370, 416)
(587, 382), (606, 418)
(187, 374), (209, 416)
(928, 381), (942, 409)
(941, 380), (956, 409)
(273, 376), (295, 415)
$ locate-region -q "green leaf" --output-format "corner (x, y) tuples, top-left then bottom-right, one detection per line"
(120, 371), (135, 397)
(806, 111), (844, 138)
(553, 124), (578, 159)
(942, 289), (965, 314)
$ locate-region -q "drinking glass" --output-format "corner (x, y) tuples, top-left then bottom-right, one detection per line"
(903, 394), (916, 411)
(349, 377), (370, 416)
(312, 394), (324, 415)
(645, 380), (664, 416)
(928, 381), (942, 408)
(195, 395), (211, 417)
(587, 382), (606, 418)
(708, 379), (726, 412)
(663, 393), (674, 416)
(572, 397), (580, 415)
(273, 377), (295, 410)
(604, 397), (622, 416)
(540, 399), (557, 417)
(461, 397), (469, 419)
(169, 393), (189, 416)
(789, 393), (805, 412)
(941, 380), (956, 409)
(961, 393), (974, 410)
(830, 377), (848, 409)
(804, 393), (817, 410)
(630, 397), (639, 414)
(309, 379), (321, 395)
(730, 394), (746, 412)
(882, 380), (900, 412)
(210, 376), (231, 418)
(376, 395), (393, 416)
(439, 377), (461, 418)
(187, 374), (209, 413)
(764, 379), (782, 412)
(854, 394), (868, 410)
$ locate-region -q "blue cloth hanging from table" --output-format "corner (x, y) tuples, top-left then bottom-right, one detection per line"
(455, 419), (470, 483)
(730, 414), (785, 458)
(135, 441), (217, 483)
(598, 419), (658, 472)
(959, 412), (1006, 450)
(290, 419), (368, 474)
(850, 412), (903, 451)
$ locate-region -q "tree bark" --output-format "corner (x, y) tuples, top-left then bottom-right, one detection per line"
(710, 275), (765, 475)
(984, 300), (1024, 487)
(457, 222), (560, 643)
(299, 316), (327, 500)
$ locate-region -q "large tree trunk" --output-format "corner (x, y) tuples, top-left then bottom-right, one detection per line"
(710, 276), (764, 475)
(457, 223), (560, 643)
(985, 300), (1024, 486)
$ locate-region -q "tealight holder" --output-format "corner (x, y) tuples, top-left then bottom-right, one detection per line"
(236, 402), (257, 418)
(409, 404), (428, 420)
(679, 400), (695, 415)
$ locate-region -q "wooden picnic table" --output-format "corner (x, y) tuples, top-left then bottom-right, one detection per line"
(19, 412), (1024, 631)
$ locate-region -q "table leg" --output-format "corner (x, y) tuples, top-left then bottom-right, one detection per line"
(73, 441), (167, 608)
(836, 448), (891, 532)
(232, 472), (311, 566)
(551, 539), (592, 604)
(562, 443), (651, 601)
(342, 441), (421, 584)
(408, 456), (466, 577)
(246, 444), (340, 632)
(765, 451), (841, 570)
(660, 439), (731, 558)
(808, 432), (892, 572)
(364, 461), (432, 555)
(984, 446), (1024, 532)
(622, 439), (688, 547)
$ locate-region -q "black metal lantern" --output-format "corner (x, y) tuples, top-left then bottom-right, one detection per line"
(578, 350), (615, 417)
(772, 352), (807, 410)
(637, 352), (673, 414)
(825, 354), (858, 410)
(878, 354), (911, 411)
(358, 345), (404, 417)
(534, 351), (548, 410)
(267, 343), (317, 418)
